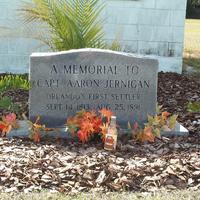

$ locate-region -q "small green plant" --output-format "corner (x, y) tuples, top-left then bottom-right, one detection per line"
(0, 96), (20, 113)
(0, 75), (29, 114)
(0, 96), (12, 109)
(187, 102), (200, 112)
(0, 75), (30, 93)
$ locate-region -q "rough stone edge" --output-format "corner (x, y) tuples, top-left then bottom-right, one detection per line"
(30, 48), (159, 64)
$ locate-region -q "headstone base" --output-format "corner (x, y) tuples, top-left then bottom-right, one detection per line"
(7, 121), (189, 139)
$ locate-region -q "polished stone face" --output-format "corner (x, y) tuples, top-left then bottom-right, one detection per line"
(29, 49), (158, 127)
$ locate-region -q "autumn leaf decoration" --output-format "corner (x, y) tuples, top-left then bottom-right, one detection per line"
(28, 116), (57, 143)
(66, 108), (113, 143)
(130, 110), (178, 143)
(0, 113), (19, 137)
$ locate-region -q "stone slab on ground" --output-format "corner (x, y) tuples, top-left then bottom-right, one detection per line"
(7, 121), (189, 139)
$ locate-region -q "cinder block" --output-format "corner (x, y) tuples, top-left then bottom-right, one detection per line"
(104, 23), (138, 41)
(0, 54), (29, 73)
(140, 8), (171, 26)
(138, 41), (169, 56)
(158, 56), (183, 73)
(170, 10), (186, 27)
(103, 23), (120, 40)
(0, 4), (7, 20)
(0, 38), (8, 53)
(172, 27), (185, 43)
(122, 24), (138, 40)
(138, 25), (172, 42)
(121, 40), (138, 53)
(138, 41), (159, 55)
(106, 0), (156, 9)
(105, 7), (139, 24)
(8, 38), (39, 54)
(155, 0), (187, 10)
(168, 42), (184, 57)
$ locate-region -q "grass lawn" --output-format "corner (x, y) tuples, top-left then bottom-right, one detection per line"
(1, 190), (200, 200)
(184, 19), (200, 55)
(184, 19), (200, 73)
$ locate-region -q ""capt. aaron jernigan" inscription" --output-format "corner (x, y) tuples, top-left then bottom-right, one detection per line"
(29, 49), (158, 127)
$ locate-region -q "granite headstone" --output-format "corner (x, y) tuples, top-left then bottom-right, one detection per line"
(29, 48), (158, 127)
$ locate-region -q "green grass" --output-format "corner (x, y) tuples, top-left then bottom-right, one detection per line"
(183, 57), (200, 69)
(0, 75), (29, 93)
(184, 19), (200, 55)
(0, 190), (200, 200)
(187, 101), (200, 112)
(184, 19), (200, 75)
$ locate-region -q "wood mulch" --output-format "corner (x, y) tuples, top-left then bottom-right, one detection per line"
(0, 72), (200, 193)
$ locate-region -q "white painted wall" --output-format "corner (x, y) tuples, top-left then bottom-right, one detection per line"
(0, 0), (187, 73)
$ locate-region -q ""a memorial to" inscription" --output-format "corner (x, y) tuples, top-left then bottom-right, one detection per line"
(29, 49), (158, 127)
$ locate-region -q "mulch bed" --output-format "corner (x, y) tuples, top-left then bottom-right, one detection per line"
(0, 72), (200, 193)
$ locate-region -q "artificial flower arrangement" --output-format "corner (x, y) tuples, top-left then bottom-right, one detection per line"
(0, 106), (178, 144)
(66, 108), (113, 143)
(129, 106), (178, 142)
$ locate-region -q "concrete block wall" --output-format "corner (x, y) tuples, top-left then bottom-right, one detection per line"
(0, 0), (187, 73)
(0, 0), (40, 73)
(103, 0), (187, 73)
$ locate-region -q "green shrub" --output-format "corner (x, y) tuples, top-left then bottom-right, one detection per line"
(0, 75), (30, 93)
(187, 102), (200, 112)
(187, 0), (200, 18)
(0, 96), (19, 113)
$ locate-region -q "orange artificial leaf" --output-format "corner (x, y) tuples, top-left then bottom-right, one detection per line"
(83, 111), (96, 120)
(0, 123), (7, 136)
(99, 108), (113, 122)
(168, 114), (178, 129)
(67, 116), (80, 127)
(133, 122), (139, 130)
(77, 130), (88, 143)
(0, 123), (6, 130)
(33, 123), (45, 130)
(80, 121), (94, 134)
(132, 122), (140, 139)
(100, 123), (108, 141)
(33, 132), (41, 143)
(1, 113), (19, 130)
(143, 127), (155, 142)
(162, 111), (170, 119)
(93, 117), (102, 132)
(0, 123), (12, 137)
(137, 127), (155, 143)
